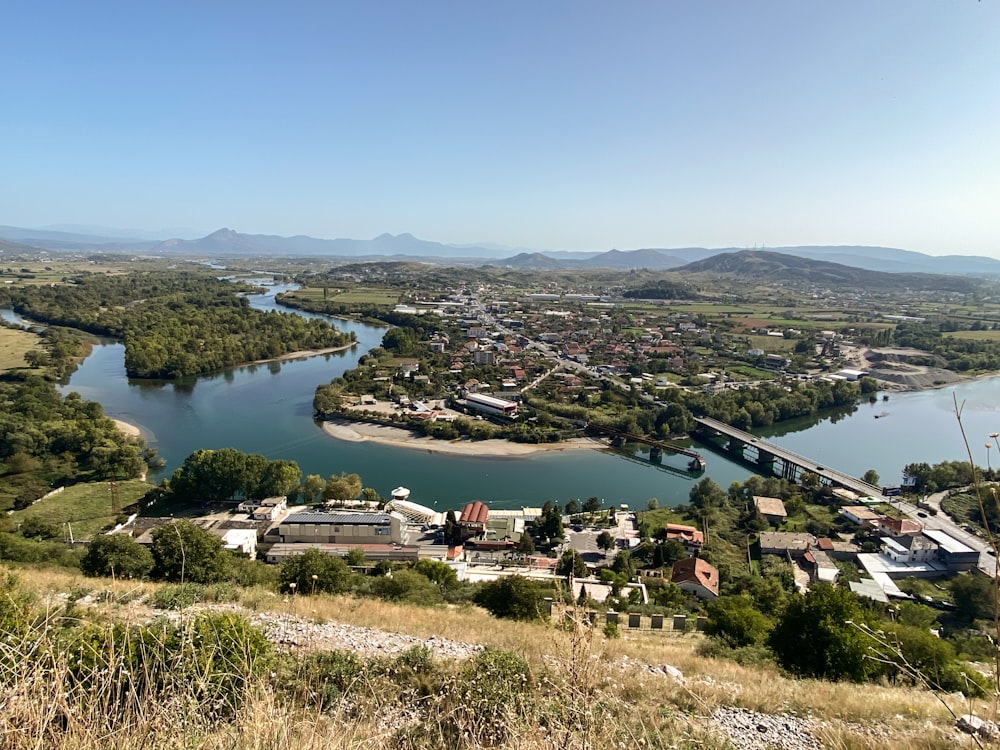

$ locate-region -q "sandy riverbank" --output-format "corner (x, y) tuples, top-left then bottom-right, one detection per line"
(111, 418), (142, 438)
(251, 342), (357, 366)
(322, 418), (601, 457)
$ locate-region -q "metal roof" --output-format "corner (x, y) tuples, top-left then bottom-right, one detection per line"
(284, 512), (392, 526)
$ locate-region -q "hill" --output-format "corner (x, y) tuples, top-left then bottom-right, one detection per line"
(673, 249), (980, 291)
(0, 564), (977, 749)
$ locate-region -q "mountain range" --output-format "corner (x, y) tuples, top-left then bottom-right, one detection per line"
(1, 224), (998, 276)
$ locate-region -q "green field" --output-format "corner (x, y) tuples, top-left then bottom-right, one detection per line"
(0, 326), (42, 371)
(12, 479), (153, 539)
(746, 334), (796, 352)
(293, 286), (400, 306)
(945, 330), (1000, 342)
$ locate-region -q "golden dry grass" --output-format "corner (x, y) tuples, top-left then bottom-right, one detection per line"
(0, 325), (41, 370)
(3, 565), (986, 750)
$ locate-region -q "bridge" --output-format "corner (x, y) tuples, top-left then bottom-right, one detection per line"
(692, 416), (883, 497)
(587, 424), (706, 472)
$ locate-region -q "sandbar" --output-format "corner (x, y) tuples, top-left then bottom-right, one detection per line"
(321, 418), (600, 457)
(112, 418), (142, 438)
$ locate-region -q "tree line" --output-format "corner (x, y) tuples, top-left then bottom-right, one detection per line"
(4, 270), (355, 379)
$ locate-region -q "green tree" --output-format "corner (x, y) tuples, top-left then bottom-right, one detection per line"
(862, 469), (881, 486)
(371, 569), (443, 605)
(473, 575), (547, 621)
(323, 472), (363, 504)
(583, 496), (602, 514)
(596, 530), (616, 552)
(949, 573), (995, 625)
(150, 520), (229, 584)
(704, 595), (774, 648)
(81, 533), (154, 579)
(768, 582), (872, 682)
(280, 548), (352, 594)
(556, 549), (588, 578)
(301, 474), (326, 503)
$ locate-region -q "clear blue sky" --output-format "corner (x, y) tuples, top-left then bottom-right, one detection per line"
(3, 1), (998, 256)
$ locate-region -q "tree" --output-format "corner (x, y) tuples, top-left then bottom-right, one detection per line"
(81, 533), (154, 579)
(556, 549), (588, 579)
(862, 469), (880, 486)
(949, 573), (995, 625)
(280, 549), (352, 594)
(150, 520), (229, 584)
(371, 569), (443, 605)
(323, 472), (362, 504)
(583, 496), (602, 514)
(646, 497), (659, 510)
(473, 575), (547, 621)
(704, 595), (774, 648)
(596, 530), (616, 553)
(768, 582), (873, 682)
(564, 499), (581, 516)
(301, 474), (325, 503)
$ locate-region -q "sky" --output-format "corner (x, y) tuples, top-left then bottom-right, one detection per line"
(2, 1), (999, 256)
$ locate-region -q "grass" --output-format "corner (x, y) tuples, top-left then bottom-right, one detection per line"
(0, 563), (979, 749)
(0, 325), (42, 370)
(10, 478), (154, 538)
(945, 330), (1000, 342)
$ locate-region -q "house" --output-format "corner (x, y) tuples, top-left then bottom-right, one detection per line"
(839, 505), (881, 527)
(670, 557), (719, 600)
(218, 528), (257, 558)
(663, 523), (704, 554)
(458, 501), (489, 535)
(753, 496), (787, 525)
(876, 516), (922, 537)
(758, 531), (816, 559)
(882, 533), (938, 564)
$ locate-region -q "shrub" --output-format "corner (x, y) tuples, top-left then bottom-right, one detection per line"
(473, 575), (548, 621)
(81, 533), (154, 579)
(151, 583), (204, 610)
(279, 548), (352, 594)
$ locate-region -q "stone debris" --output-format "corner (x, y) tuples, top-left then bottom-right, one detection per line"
(709, 706), (823, 750)
(250, 610), (483, 659)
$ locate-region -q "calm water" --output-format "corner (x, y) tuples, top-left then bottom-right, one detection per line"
(9, 293), (1000, 510)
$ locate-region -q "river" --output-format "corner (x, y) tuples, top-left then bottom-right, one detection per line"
(6, 290), (1000, 510)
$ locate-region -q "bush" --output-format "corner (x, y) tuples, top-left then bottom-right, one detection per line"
(81, 533), (154, 579)
(279, 548), (352, 594)
(151, 583), (204, 610)
(448, 649), (534, 746)
(473, 575), (548, 621)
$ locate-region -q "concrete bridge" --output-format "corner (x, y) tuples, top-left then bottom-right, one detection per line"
(692, 416), (883, 497)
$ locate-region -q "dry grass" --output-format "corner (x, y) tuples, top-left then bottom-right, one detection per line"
(1, 565), (986, 750)
(0, 325), (41, 371)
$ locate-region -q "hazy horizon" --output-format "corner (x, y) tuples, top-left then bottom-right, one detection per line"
(3, 2), (998, 258)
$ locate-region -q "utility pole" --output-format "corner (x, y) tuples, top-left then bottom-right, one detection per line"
(109, 480), (120, 516)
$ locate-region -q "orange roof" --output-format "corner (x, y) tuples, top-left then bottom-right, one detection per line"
(460, 500), (489, 525)
(670, 557), (719, 596)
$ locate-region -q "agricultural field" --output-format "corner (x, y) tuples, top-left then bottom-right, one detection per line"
(0, 326), (41, 371)
(294, 286), (400, 306)
(745, 334), (797, 352)
(944, 330), (1000, 342)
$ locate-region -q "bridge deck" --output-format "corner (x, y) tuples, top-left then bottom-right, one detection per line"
(693, 416), (881, 497)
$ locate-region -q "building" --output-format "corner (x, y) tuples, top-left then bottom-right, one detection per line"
(758, 531), (816, 559)
(218, 528), (257, 558)
(753, 496), (787, 525)
(663, 523), (704, 554)
(278, 511), (403, 545)
(839, 505), (881, 527)
(922, 528), (981, 572)
(465, 392), (519, 418)
(670, 557), (719, 600)
(882, 533), (938, 564)
(459, 501), (489, 535)
(876, 516), (923, 537)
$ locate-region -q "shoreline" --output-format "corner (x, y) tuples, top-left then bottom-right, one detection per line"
(249, 342), (357, 367)
(321, 418), (601, 458)
(111, 418), (142, 438)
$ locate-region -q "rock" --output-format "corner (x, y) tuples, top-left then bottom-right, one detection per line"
(660, 664), (685, 683)
(957, 714), (986, 735)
